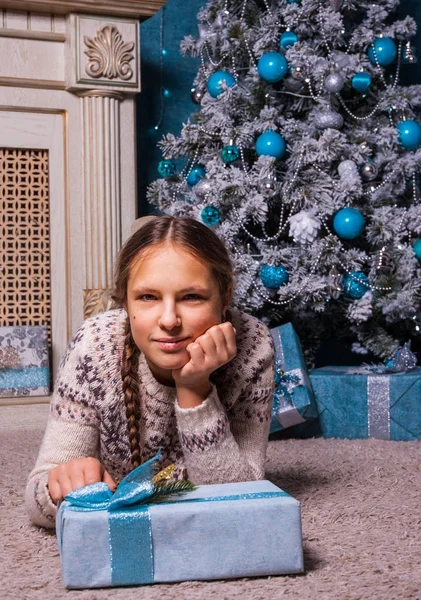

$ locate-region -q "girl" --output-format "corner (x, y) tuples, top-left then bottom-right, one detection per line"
(25, 216), (275, 528)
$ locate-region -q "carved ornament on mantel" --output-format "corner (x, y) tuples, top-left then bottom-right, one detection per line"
(66, 14), (140, 93)
(84, 25), (134, 81)
(0, 0), (166, 19)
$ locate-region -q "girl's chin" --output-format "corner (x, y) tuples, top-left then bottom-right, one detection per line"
(156, 354), (189, 371)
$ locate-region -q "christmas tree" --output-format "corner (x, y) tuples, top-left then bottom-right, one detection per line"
(147, 0), (421, 364)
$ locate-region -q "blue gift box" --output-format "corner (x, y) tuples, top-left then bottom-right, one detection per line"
(0, 326), (50, 397)
(57, 456), (304, 589)
(293, 366), (421, 441)
(270, 323), (317, 433)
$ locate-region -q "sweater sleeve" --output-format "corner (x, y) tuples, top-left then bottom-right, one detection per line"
(174, 317), (275, 485)
(25, 320), (101, 529)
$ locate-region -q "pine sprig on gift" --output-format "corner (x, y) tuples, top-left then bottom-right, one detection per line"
(146, 480), (197, 504)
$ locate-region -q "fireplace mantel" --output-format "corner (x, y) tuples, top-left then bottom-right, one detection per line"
(0, 0), (161, 400)
(0, 0), (166, 18)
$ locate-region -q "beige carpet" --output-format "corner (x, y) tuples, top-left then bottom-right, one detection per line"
(1, 404), (420, 600)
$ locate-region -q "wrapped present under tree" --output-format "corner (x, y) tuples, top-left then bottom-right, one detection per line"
(290, 366), (421, 441)
(270, 323), (317, 434)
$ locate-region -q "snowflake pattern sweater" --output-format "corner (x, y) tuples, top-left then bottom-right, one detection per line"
(25, 308), (275, 528)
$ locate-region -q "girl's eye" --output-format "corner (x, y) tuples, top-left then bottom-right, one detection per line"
(138, 294), (156, 301)
(183, 294), (202, 301)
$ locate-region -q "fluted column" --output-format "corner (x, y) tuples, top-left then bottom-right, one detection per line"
(78, 90), (124, 318)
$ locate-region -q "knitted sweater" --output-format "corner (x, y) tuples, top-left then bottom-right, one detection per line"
(25, 308), (275, 529)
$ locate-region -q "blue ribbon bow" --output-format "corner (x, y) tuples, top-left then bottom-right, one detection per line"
(65, 451), (160, 512)
(273, 362), (304, 414)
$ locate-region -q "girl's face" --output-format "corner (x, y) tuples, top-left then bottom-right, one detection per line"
(125, 243), (229, 385)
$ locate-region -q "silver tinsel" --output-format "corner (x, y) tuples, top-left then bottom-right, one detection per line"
(360, 161), (378, 181)
(324, 73), (345, 93)
(314, 109), (344, 130)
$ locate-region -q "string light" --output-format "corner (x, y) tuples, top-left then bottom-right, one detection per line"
(153, 7), (166, 131)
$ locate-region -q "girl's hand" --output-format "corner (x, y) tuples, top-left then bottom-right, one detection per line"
(172, 322), (237, 396)
(47, 457), (116, 505)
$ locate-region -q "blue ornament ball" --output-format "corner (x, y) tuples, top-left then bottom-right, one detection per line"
(413, 239), (421, 260)
(257, 52), (288, 83)
(259, 264), (289, 289)
(220, 144), (240, 164)
(368, 37), (397, 67)
(333, 207), (365, 239)
(207, 70), (236, 98)
(280, 31), (298, 51)
(255, 130), (286, 159)
(201, 205), (221, 226)
(342, 272), (370, 299)
(352, 71), (372, 93)
(187, 164), (206, 187)
(157, 159), (176, 178)
(396, 120), (421, 151)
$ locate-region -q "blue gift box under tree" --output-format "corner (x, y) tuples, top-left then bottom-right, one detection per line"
(269, 323), (317, 434)
(289, 366), (421, 441)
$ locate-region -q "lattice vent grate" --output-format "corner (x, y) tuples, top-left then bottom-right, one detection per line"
(0, 148), (51, 342)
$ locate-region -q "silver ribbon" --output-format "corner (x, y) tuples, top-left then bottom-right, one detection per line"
(367, 375), (390, 440)
(271, 329), (306, 428)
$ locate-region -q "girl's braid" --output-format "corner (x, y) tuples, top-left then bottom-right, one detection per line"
(121, 317), (142, 469)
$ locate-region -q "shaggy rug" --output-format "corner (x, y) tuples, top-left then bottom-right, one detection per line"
(0, 404), (420, 600)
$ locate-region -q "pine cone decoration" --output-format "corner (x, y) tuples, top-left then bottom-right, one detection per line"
(289, 211), (321, 244)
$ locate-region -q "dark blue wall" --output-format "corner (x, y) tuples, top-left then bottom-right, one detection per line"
(137, 0), (205, 216)
(137, 0), (421, 216)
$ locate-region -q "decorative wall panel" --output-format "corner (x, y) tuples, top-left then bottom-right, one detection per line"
(0, 148), (51, 344)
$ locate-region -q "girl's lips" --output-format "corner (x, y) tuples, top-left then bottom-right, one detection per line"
(154, 339), (188, 352)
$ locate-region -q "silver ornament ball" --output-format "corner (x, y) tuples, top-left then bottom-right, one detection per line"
(314, 109), (344, 130)
(194, 179), (212, 198)
(360, 161), (378, 181)
(259, 177), (278, 198)
(190, 87), (204, 104)
(324, 73), (345, 93)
